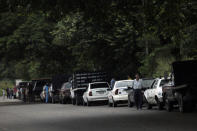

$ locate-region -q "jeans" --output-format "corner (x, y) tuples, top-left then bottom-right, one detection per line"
(134, 89), (142, 109)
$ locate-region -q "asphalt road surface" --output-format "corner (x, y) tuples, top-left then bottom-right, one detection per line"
(0, 103), (197, 131)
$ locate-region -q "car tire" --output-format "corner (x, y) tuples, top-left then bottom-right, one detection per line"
(72, 98), (76, 105)
(147, 103), (152, 109)
(156, 97), (163, 110)
(83, 99), (86, 106)
(112, 98), (117, 107)
(166, 99), (173, 112)
(178, 94), (185, 113)
(128, 98), (133, 107)
(108, 101), (112, 107)
(87, 99), (91, 106)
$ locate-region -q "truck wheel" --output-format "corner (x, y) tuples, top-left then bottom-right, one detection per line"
(76, 96), (80, 106)
(166, 99), (173, 112)
(178, 95), (185, 113)
(72, 99), (76, 105)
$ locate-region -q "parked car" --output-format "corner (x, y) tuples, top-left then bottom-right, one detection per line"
(59, 82), (72, 104)
(144, 78), (170, 110)
(128, 78), (155, 107)
(82, 82), (110, 106)
(32, 78), (51, 102)
(49, 74), (70, 104)
(71, 72), (108, 105)
(163, 60), (197, 113)
(108, 80), (133, 107)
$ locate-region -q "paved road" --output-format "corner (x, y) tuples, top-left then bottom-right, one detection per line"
(0, 103), (197, 131)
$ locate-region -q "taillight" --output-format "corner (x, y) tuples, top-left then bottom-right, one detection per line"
(115, 89), (119, 95)
(89, 91), (92, 96)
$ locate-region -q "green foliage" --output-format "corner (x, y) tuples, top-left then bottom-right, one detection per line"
(0, 80), (14, 96)
(0, 0), (196, 80)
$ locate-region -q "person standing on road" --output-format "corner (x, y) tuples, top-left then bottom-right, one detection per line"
(110, 78), (115, 90)
(44, 83), (49, 103)
(132, 73), (143, 110)
(6, 87), (9, 99)
(2, 89), (6, 100)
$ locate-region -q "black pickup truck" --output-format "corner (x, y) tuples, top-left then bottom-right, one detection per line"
(70, 72), (108, 105)
(32, 78), (51, 102)
(163, 60), (197, 112)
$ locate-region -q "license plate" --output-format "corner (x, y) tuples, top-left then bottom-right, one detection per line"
(97, 91), (105, 94)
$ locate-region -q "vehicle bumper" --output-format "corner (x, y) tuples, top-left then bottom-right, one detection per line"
(88, 96), (108, 102)
(113, 95), (128, 102)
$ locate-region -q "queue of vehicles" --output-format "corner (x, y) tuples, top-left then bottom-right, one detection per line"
(16, 60), (197, 113)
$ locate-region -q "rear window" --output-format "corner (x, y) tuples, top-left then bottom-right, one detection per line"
(142, 79), (155, 88)
(115, 81), (133, 88)
(90, 83), (109, 89)
(160, 79), (171, 87)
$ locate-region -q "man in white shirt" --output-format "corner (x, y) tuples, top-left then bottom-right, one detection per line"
(132, 73), (143, 110)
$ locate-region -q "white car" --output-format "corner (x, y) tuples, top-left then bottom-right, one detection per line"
(144, 78), (170, 110)
(108, 80), (133, 107)
(83, 82), (110, 106)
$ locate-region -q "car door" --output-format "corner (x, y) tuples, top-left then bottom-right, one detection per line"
(145, 80), (158, 104)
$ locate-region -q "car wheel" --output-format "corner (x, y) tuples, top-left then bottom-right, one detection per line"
(147, 103), (152, 109)
(128, 98), (133, 107)
(156, 97), (163, 110)
(83, 99), (86, 106)
(112, 98), (117, 107)
(108, 100), (112, 107)
(166, 99), (173, 112)
(87, 99), (91, 106)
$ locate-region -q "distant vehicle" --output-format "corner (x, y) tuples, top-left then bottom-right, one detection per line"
(128, 78), (155, 107)
(59, 82), (72, 104)
(70, 72), (108, 105)
(32, 78), (51, 102)
(108, 80), (133, 107)
(18, 81), (33, 102)
(163, 60), (197, 113)
(49, 75), (70, 103)
(144, 78), (170, 110)
(82, 82), (110, 106)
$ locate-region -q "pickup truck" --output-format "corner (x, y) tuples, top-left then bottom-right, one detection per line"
(70, 72), (108, 105)
(163, 60), (197, 113)
(32, 78), (51, 102)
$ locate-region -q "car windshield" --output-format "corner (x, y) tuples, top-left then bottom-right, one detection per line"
(90, 83), (109, 89)
(142, 79), (155, 88)
(115, 81), (133, 88)
(160, 79), (171, 87)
